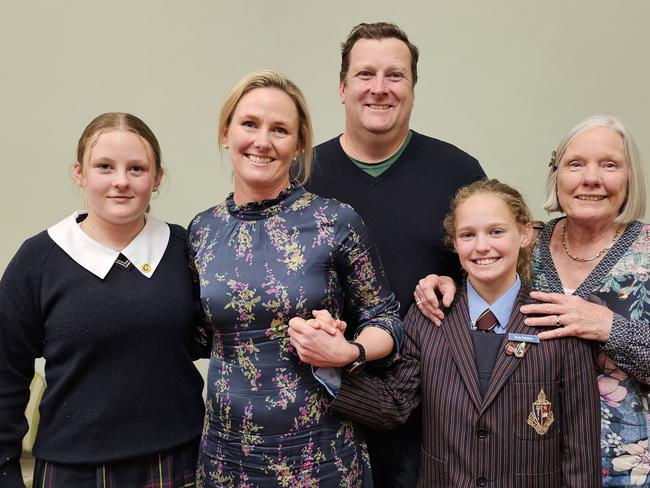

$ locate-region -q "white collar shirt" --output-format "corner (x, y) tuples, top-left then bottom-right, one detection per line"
(47, 211), (170, 279)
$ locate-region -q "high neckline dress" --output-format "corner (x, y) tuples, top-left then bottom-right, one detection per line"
(188, 184), (401, 487)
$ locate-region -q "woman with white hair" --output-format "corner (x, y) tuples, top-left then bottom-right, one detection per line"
(415, 114), (649, 486)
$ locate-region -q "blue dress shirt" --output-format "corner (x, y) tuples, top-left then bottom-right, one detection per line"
(467, 275), (521, 334)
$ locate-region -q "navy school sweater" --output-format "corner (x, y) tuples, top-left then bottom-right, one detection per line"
(0, 223), (206, 486)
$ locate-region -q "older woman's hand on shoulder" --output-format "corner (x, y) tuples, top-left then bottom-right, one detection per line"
(520, 291), (614, 342)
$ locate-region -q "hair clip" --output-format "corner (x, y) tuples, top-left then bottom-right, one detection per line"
(548, 150), (557, 170)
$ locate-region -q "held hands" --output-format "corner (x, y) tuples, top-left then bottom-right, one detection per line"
(288, 310), (357, 367)
(305, 309), (347, 335)
(520, 291), (614, 342)
(414, 274), (457, 325)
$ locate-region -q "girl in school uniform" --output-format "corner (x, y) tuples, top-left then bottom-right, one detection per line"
(314, 179), (601, 487)
(0, 113), (207, 488)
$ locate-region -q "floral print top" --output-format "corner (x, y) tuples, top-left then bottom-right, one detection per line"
(532, 218), (650, 487)
(188, 184), (401, 487)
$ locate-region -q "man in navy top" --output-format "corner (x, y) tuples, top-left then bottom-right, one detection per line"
(305, 21), (486, 488)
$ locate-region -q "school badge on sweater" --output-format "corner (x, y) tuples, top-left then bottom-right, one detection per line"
(527, 389), (554, 435)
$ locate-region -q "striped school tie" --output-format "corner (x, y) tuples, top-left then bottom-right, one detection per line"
(476, 309), (498, 333)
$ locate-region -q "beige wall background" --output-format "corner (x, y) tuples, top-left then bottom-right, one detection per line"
(1, 0), (649, 275)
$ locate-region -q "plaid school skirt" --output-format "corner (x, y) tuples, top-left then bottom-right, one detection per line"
(33, 438), (199, 488)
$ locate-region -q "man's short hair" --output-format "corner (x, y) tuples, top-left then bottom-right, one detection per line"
(339, 22), (420, 86)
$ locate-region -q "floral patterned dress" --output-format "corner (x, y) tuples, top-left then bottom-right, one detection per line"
(188, 184), (401, 487)
(531, 218), (650, 487)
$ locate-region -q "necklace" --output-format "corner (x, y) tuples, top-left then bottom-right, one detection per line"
(560, 221), (623, 262)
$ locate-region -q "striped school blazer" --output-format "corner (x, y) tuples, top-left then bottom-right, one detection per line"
(331, 287), (601, 487)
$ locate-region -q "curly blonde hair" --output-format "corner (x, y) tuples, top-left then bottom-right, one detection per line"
(443, 179), (533, 283)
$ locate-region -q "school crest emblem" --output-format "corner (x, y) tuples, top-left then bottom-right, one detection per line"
(527, 388), (554, 435)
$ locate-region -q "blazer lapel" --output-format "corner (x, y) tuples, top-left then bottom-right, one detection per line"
(440, 290), (483, 410)
(480, 288), (534, 412)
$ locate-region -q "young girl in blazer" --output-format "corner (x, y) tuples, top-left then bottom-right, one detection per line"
(328, 179), (601, 487)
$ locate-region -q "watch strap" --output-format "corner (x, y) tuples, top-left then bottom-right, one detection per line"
(346, 341), (366, 374)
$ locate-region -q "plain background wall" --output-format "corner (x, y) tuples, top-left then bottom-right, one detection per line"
(1, 1), (649, 271)
(2, 0), (649, 404)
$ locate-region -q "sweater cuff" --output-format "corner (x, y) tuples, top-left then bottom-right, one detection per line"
(602, 313), (626, 355)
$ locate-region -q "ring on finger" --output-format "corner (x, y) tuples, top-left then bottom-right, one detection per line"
(555, 315), (562, 327)
(416, 300), (422, 306)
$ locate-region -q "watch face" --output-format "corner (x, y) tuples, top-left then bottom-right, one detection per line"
(347, 360), (365, 375)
